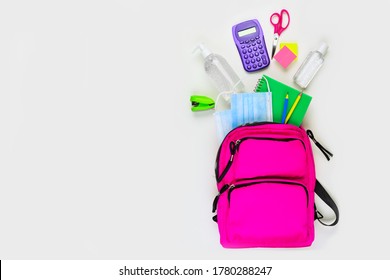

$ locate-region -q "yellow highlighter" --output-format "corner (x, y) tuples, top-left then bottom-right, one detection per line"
(284, 91), (303, 124)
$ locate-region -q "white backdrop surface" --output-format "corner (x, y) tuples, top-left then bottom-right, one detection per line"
(0, 0), (389, 259)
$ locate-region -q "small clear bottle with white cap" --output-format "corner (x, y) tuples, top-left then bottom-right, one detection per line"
(196, 43), (245, 100)
(293, 42), (328, 89)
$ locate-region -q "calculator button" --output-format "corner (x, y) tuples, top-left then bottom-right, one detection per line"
(245, 59), (250, 64)
(244, 54), (248, 59)
(255, 36), (259, 39)
(240, 41), (244, 44)
(242, 49), (247, 54)
(252, 43), (256, 46)
(260, 49), (264, 54)
(258, 62), (262, 67)
(252, 64), (257, 69)
(250, 38), (255, 41)
(256, 57), (261, 62)
(245, 40), (249, 43)
(253, 47), (257, 51)
(247, 65), (252, 70)
(241, 45), (245, 49)
(255, 52), (259, 56)
(248, 48), (252, 53)
(259, 44), (263, 49)
(249, 53), (254, 58)
(256, 40), (261, 44)
(251, 59), (255, 63)
(262, 56), (268, 64)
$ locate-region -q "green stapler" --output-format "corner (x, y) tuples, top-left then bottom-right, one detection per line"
(190, 95), (215, 112)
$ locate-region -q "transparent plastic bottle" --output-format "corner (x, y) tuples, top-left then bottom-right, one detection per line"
(197, 43), (245, 99)
(293, 42), (328, 89)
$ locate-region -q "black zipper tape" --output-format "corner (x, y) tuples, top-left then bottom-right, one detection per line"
(228, 180), (309, 207)
(216, 137), (305, 183)
(215, 122), (273, 182)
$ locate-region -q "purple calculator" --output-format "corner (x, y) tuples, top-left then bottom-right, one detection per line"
(232, 19), (270, 72)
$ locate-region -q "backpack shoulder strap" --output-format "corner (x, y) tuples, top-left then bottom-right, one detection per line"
(314, 180), (339, 226)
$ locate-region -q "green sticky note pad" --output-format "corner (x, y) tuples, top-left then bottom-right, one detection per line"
(255, 75), (312, 126)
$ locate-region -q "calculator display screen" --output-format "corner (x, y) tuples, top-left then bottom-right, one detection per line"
(238, 27), (257, 37)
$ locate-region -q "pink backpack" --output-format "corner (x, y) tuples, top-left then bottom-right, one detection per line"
(212, 123), (339, 248)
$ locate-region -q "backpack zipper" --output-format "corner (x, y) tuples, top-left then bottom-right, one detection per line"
(216, 137), (305, 182)
(215, 122), (273, 182)
(227, 179), (309, 207)
(235, 136), (306, 151)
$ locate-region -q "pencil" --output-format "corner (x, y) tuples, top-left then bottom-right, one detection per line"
(284, 91), (303, 124)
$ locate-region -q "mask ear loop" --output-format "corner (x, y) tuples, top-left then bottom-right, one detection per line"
(232, 79), (245, 93)
(263, 76), (271, 92)
(214, 90), (233, 112)
(214, 77), (246, 111)
(214, 77), (247, 111)
(261, 76), (273, 121)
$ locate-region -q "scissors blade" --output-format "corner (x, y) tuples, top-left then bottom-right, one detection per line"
(271, 34), (279, 59)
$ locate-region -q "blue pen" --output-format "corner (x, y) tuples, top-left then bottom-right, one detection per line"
(281, 93), (289, 124)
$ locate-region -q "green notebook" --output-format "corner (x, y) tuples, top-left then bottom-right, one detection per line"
(254, 75), (312, 126)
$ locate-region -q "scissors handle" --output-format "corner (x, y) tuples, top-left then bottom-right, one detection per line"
(270, 9), (290, 35)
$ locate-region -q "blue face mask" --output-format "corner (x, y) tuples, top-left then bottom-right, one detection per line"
(231, 92), (272, 128)
(214, 109), (233, 143)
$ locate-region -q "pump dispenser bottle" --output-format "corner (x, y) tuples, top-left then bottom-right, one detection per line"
(197, 43), (245, 99)
(293, 42), (328, 89)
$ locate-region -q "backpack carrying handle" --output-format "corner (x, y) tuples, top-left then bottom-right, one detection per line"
(315, 180), (339, 226)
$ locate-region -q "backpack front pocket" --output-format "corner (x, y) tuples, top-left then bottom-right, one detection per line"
(216, 136), (307, 183)
(233, 137), (307, 179)
(224, 180), (311, 247)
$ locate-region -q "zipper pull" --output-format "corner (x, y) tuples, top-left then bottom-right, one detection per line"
(307, 130), (333, 161)
(229, 139), (241, 157)
(235, 139), (241, 152)
(227, 184), (236, 203)
(217, 140), (241, 183)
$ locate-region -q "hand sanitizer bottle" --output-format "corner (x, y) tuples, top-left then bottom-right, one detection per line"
(197, 43), (245, 100)
(293, 42), (328, 89)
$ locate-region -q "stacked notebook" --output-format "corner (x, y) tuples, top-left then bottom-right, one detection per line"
(255, 75), (312, 126)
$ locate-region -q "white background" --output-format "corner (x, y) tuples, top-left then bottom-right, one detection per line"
(0, 0), (389, 259)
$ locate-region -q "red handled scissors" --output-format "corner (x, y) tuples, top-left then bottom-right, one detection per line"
(270, 9), (290, 59)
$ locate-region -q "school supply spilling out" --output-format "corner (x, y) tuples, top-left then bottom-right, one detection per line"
(232, 19), (270, 72)
(212, 123), (339, 248)
(196, 43), (245, 101)
(270, 9), (290, 59)
(231, 92), (272, 128)
(293, 42), (328, 89)
(280, 42), (298, 60)
(274, 46), (297, 68)
(213, 91), (273, 143)
(214, 109), (233, 143)
(255, 75), (312, 126)
(190, 95), (215, 111)
(281, 93), (289, 123)
(285, 91), (302, 123)
(190, 11), (338, 249)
